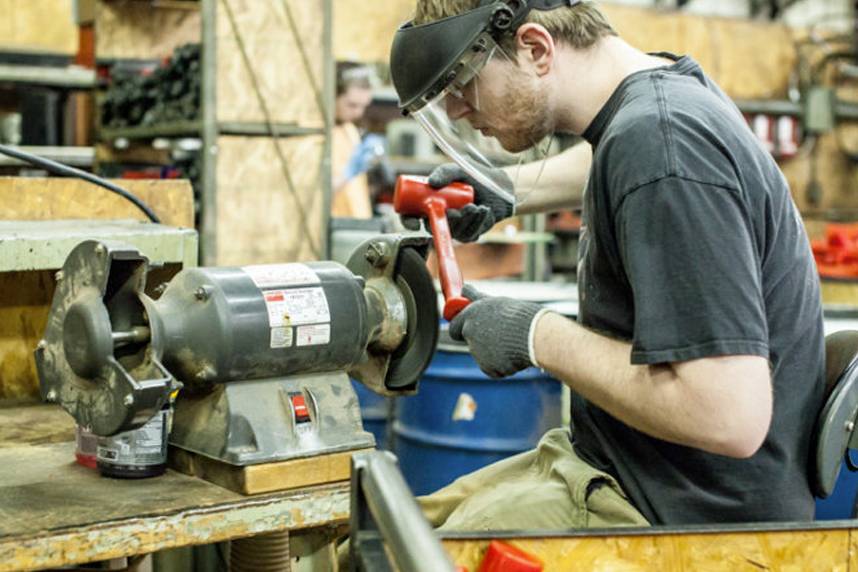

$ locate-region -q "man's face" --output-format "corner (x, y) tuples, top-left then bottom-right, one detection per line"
(444, 54), (553, 153)
(336, 86), (373, 124)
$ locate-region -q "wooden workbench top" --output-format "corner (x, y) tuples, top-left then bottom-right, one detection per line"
(0, 403), (75, 448)
(0, 406), (350, 571)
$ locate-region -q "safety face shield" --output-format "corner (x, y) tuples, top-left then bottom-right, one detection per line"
(409, 36), (553, 206)
(390, 1), (568, 208)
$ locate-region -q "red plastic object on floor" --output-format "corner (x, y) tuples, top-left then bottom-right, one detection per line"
(811, 224), (858, 279)
(477, 541), (543, 572)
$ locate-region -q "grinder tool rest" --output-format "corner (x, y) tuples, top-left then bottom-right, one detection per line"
(36, 235), (439, 466)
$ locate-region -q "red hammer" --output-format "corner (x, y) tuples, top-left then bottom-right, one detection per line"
(394, 175), (474, 321)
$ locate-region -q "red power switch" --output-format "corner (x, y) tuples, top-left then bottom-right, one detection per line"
(290, 393), (311, 424)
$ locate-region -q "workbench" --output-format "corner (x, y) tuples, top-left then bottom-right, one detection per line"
(0, 405), (350, 572)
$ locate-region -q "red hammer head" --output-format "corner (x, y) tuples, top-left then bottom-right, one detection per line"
(394, 175), (475, 321)
(394, 175), (474, 215)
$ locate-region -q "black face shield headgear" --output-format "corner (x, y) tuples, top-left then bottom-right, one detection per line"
(388, 0), (581, 205)
(390, 0), (581, 114)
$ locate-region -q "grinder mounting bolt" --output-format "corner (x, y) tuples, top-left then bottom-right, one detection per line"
(194, 285), (213, 302)
(365, 242), (390, 268)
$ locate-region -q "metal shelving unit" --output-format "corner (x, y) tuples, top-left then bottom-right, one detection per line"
(98, 0), (334, 265)
(100, 121), (326, 141)
(0, 64), (96, 89)
(735, 98), (858, 120)
(99, 121), (204, 141)
(0, 146), (94, 168)
(0, 59), (97, 170)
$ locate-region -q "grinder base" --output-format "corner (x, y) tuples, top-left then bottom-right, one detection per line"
(169, 371), (374, 466)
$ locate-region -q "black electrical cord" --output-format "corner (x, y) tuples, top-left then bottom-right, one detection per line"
(0, 144), (161, 224)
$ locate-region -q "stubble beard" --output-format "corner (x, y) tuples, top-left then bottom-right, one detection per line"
(495, 72), (554, 153)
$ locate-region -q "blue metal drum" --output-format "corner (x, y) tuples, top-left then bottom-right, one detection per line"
(393, 338), (563, 496)
(350, 380), (392, 450)
(815, 460), (858, 520)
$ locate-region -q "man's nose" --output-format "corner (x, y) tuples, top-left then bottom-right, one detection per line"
(445, 95), (471, 121)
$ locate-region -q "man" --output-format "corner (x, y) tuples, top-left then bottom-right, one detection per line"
(389, 0), (824, 528)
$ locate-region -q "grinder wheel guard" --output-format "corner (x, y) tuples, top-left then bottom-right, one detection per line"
(384, 247), (439, 390)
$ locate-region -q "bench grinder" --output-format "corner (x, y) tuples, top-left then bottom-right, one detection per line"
(35, 235), (438, 465)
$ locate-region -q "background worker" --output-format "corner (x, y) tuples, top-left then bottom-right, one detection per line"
(390, 0), (824, 528)
(332, 61), (379, 218)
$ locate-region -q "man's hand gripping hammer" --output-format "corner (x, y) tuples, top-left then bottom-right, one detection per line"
(394, 175), (474, 321)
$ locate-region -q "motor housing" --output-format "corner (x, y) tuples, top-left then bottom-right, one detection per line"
(36, 235), (439, 443)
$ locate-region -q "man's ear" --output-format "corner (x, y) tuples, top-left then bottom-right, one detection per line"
(515, 23), (555, 76)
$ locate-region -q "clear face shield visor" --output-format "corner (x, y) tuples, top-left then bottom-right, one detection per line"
(409, 34), (553, 208)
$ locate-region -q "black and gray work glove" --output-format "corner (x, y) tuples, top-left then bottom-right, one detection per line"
(402, 163), (515, 243)
(449, 285), (549, 379)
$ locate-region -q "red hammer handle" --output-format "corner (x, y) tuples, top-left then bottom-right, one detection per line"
(425, 198), (471, 321)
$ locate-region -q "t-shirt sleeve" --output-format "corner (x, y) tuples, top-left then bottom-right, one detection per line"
(615, 176), (770, 365)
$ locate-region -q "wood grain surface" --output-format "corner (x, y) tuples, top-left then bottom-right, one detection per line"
(0, 439), (349, 571)
(444, 529), (853, 571)
(171, 447), (372, 495)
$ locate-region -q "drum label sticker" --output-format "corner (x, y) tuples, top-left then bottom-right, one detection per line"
(243, 263), (320, 289)
(297, 324), (331, 347)
(263, 288), (331, 327)
(452, 393), (478, 422)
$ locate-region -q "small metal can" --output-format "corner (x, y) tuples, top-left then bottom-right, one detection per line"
(96, 409), (169, 479)
(74, 425), (99, 469)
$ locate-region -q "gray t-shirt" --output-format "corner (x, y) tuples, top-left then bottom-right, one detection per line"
(574, 54), (825, 524)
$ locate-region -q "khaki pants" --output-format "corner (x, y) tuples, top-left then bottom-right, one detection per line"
(418, 428), (649, 531)
(340, 428), (648, 568)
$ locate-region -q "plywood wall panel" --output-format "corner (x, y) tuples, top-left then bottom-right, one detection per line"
(217, 0), (325, 128)
(215, 135), (325, 265)
(0, 271), (53, 402)
(95, 0), (201, 60)
(600, 4), (797, 100)
(334, 0), (414, 63)
(0, 178), (195, 228)
(781, 134), (858, 214)
(0, 0), (77, 55)
(0, 2), (15, 54)
(333, 1), (797, 100)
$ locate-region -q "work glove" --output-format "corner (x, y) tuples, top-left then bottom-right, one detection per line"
(341, 134), (387, 182)
(449, 285), (549, 379)
(402, 163), (515, 243)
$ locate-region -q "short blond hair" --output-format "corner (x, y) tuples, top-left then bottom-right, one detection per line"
(413, 1), (616, 50)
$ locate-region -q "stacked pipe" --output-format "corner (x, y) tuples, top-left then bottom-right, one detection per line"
(101, 44), (201, 129)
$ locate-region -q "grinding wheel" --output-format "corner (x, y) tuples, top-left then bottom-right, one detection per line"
(385, 247), (439, 390)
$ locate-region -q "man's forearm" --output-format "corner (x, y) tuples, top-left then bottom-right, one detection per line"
(533, 312), (772, 458)
(512, 142), (592, 215)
